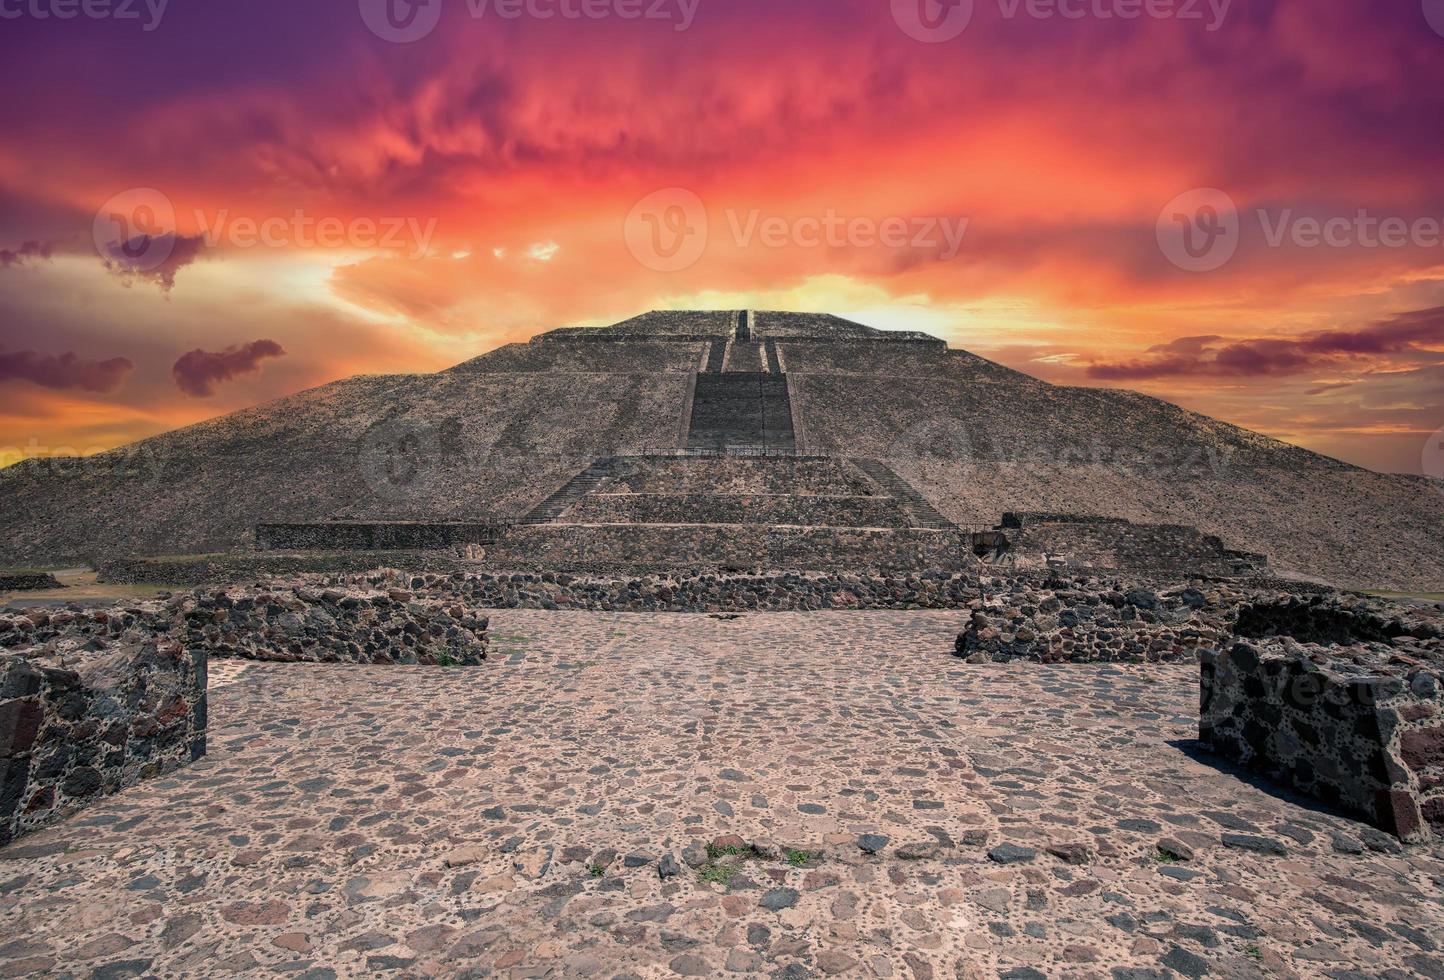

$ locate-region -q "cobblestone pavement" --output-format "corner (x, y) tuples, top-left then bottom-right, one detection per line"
(3, 611), (1443, 979)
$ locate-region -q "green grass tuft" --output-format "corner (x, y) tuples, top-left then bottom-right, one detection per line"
(698, 863), (736, 885)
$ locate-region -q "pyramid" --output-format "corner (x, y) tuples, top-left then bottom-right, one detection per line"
(3, 310), (1442, 590)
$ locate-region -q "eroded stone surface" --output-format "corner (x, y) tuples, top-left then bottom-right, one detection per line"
(2, 610), (1442, 978)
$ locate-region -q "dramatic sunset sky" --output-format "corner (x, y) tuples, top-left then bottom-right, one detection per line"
(2, 0), (1443, 474)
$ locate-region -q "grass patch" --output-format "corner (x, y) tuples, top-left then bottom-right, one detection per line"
(587, 863), (605, 878)
(785, 849), (813, 867)
(706, 843), (751, 861)
(697, 864), (736, 885)
(1153, 848), (1179, 864)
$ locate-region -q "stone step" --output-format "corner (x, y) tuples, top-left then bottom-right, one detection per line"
(524, 458), (619, 523)
(850, 459), (955, 529)
(686, 373), (796, 452)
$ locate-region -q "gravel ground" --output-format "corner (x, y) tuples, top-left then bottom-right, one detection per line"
(2, 610), (1442, 979)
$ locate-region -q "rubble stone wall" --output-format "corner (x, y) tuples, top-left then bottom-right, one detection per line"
(1, 641), (206, 848)
(953, 582), (1228, 664)
(349, 569), (986, 612)
(175, 587), (491, 666)
(256, 522), (505, 551)
(999, 513), (1265, 577)
(1200, 642), (1444, 842)
(483, 523), (970, 573)
(561, 493), (909, 528)
(0, 573), (62, 592)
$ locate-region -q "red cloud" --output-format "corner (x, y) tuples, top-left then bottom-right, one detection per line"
(0, 349), (134, 392)
(1087, 308), (1444, 380)
(172, 340), (286, 397)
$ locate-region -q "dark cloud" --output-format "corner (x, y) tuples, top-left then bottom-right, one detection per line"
(101, 233), (208, 292)
(1087, 307), (1444, 381)
(172, 340), (286, 397)
(0, 241), (55, 268)
(0, 349), (134, 392)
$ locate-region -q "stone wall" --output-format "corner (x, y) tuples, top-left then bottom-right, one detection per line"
(256, 522), (505, 551)
(343, 569), (985, 612)
(603, 456), (876, 496)
(4, 586), (490, 667)
(1, 640), (206, 847)
(173, 586), (490, 666)
(0, 573), (61, 592)
(954, 580), (1230, 664)
(1200, 641), (1444, 842)
(483, 523), (970, 573)
(561, 493), (909, 528)
(998, 513), (1266, 577)
(98, 551), (482, 587)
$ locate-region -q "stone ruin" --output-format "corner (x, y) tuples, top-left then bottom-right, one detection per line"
(1, 640), (206, 848)
(0, 585), (489, 845)
(1200, 596), (1444, 842)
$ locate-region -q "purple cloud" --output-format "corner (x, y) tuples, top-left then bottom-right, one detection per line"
(1087, 307), (1444, 380)
(0, 349), (134, 392)
(172, 339), (286, 397)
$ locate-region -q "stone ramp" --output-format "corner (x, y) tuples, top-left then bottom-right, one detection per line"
(851, 459), (955, 528)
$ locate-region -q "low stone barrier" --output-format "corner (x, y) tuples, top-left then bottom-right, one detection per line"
(998, 513), (1266, 578)
(953, 581), (1230, 664)
(1, 586), (491, 667)
(98, 551), (481, 587)
(1200, 640), (1444, 842)
(483, 523), (970, 573)
(174, 586), (489, 666)
(256, 522), (506, 551)
(341, 569), (985, 612)
(1, 640), (206, 847)
(0, 573), (62, 592)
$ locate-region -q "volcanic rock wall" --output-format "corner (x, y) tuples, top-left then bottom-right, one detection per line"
(1201, 642), (1444, 842)
(1, 641), (206, 847)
